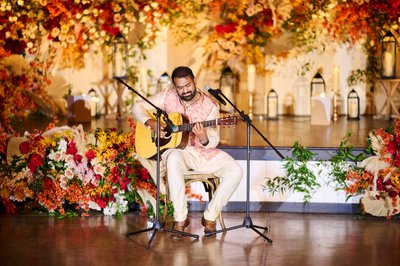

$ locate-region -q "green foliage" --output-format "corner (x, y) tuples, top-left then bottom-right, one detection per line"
(262, 141), (320, 202)
(263, 134), (366, 203)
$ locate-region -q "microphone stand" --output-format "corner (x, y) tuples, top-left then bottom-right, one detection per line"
(114, 77), (199, 248)
(205, 89), (284, 243)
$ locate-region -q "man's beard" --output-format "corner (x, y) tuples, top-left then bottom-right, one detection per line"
(179, 90), (197, 101)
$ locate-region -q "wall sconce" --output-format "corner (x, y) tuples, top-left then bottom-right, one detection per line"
(347, 89), (360, 120)
(381, 30), (397, 79)
(310, 72), (326, 97)
(267, 89), (278, 120)
(88, 88), (100, 118)
(113, 33), (129, 79)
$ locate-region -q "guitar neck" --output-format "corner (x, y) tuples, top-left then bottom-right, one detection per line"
(177, 119), (217, 132)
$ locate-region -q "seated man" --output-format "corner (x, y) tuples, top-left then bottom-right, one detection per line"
(132, 66), (242, 238)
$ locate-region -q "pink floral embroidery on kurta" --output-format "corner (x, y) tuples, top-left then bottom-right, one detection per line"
(164, 88), (221, 160)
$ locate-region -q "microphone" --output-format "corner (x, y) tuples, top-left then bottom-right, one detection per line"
(206, 86), (226, 105)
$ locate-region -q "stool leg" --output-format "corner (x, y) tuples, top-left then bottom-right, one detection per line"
(208, 178), (226, 230)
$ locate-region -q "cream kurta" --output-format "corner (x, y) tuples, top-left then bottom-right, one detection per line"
(132, 88), (242, 222)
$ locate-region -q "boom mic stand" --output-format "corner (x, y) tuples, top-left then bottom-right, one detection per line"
(205, 88), (284, 243)
(114, 77), (199, 248)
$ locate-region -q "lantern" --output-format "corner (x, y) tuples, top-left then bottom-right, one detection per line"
(157, 72), (171, 93)
(347, 89), (360, 120)
(310, 72), (326, 97)
(267, 89), (278, 120)
(381, 31), (397, 79)
(88, 88), (100, 118)
(113, 33), (129, 79)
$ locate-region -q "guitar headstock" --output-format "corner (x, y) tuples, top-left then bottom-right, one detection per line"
(217, 115), (237, 126)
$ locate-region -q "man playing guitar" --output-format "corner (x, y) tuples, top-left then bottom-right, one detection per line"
(132, 66), (242, 239)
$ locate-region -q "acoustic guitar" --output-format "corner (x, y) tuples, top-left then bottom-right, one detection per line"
(135, 112), (237, 159)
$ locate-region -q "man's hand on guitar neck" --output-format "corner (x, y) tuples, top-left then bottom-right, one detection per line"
(145, 119), (168, 138)
(192, 123), (209, 146)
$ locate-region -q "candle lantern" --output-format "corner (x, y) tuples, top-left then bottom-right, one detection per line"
(381, 31), (397, 79)
(219, 66), (238, 113)
(112, 33), (129, 79)
(88, 88), (100, 118)
(347, 89), (360, 120)
(310, 72), (326, 97)
(267, 89), (278, 120)
(157, 72), (171, 93)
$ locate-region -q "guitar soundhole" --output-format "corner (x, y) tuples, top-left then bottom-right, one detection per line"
(157, 136), (172, 147)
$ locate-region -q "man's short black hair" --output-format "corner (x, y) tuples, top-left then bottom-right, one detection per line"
(171, 66), (195, 85)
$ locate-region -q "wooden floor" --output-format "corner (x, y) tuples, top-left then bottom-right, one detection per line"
(19, 114), (393, 148)
(1, 212), (399, 266)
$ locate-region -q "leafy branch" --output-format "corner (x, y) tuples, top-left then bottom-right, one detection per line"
(262, 141), (320, 202)
(263, 134), (367, 203)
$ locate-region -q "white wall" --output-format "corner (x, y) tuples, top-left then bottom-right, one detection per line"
(55, 28), (371, 117)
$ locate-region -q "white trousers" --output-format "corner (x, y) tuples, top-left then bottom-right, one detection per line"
(165, 148), (242, 222)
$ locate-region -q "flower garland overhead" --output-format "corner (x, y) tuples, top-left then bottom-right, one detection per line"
(0, 0), (180, 69)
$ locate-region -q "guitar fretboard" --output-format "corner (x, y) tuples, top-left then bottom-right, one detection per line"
(178, 119), (218, 132)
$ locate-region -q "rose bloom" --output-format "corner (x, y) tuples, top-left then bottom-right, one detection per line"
(66, 141), (78, 155)
(19, 141), (32, 154)
(86, 150), (97, 161)
(387, 141), (397, 155)
(27, 153), (43, 172)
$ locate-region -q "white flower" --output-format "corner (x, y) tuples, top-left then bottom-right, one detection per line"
(64, 168), (74, 180)
(48, 150), (65, 162)
(103, 203), (117, 216)
(89, 201), (101, 211)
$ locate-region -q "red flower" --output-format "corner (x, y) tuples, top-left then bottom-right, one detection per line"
(74, 154), (83, 163)
(27, 153), (43, 172)
(243, 24), (255, 35)
(387, 140), (397, 155)
(19, 141), (32, 154)
(44, 177), (53, 189)
(215, 22), (237, 34)
(96, 197), (107, 209)
(66, 140), (78, 155)
(394, 152), (400, 167)
(86, 150), (96, 161)
(140, 168), (150, 182)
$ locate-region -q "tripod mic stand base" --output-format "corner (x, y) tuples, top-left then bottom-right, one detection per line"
(204, 216), (273, 244)
(126, 218), (199, 248)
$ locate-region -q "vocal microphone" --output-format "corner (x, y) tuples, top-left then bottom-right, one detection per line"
(206, 86), (227, 105)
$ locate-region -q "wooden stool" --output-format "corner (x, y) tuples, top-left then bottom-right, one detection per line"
(164, 173), (225, 229)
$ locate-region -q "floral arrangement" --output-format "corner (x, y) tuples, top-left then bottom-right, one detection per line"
(0, 118), (168, 217)
(345, 120), (400, 217)
(263, 120), (400, 219)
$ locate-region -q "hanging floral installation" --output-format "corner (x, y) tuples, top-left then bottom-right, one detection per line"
(0, 0), (181, 129)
